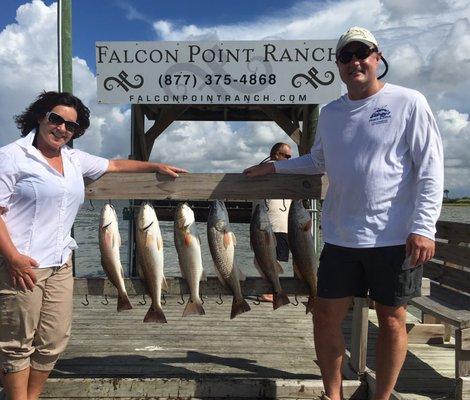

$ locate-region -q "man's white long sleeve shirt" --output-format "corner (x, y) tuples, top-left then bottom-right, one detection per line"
(275, 83), (444, 248)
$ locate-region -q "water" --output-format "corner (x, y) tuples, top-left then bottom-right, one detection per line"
(74, 201), (470, 278)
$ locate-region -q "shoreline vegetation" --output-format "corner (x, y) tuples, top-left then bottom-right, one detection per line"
(443, 197), (470, 205)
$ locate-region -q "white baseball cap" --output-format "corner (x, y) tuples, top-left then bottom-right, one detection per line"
(336, 27), (379, 53)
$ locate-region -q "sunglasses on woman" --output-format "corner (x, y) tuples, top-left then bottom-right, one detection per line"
(337, 46), (377, 64)
(46, 111), (80, 135)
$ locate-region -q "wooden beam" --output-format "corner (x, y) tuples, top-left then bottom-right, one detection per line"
(349, 297), (369, 375)
(406, 323), (445, 344)
(437, 221), (470, 243)
(144, 105), (189, 156)
(41, 377), (366, 399)
(85, 172), (323, 200)
(434, 241), (470, 268)
(299, 104), (319, 156)
(463, 327), (470, 350)
(131, 104), (147, 161)
(456, 376), (470, 400)
(73, 277), (311, 296)
(456, 328), (470, 378)
(261, 105), (301, 144)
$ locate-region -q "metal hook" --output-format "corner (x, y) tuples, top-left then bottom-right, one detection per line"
(253, 295), (261, 305)
(87, 200), (95, 211)
(139, 294), (147, 305)
(264, 199), (269, 211)
(81, 294), (89, 306)
(177, 293), (185, 305)
(216, 293), (223, 305)
(279, 199), (287, 212)
(291, 294), (299, 306)
(101, 294), (109, 305)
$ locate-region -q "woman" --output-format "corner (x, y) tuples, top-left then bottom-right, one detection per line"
(0, 91), (186, 400)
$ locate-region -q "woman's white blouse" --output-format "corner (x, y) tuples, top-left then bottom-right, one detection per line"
(0, 132), (109, 268)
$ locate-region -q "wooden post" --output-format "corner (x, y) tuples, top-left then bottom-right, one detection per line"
(456, 328), (470, 399)
(349, 297), (369, 375)
(299, 104), (319, 156)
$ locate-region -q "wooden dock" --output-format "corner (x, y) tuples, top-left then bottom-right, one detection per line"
(36, 293), (456, 399)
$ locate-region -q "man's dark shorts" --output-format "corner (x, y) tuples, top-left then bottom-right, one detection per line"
(317, 243), (423, 307)
(275, 232), (289, 262)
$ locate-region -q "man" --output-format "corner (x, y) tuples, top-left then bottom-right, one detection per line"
(244, 27), (443, 400)
(258, 143), (293, 302)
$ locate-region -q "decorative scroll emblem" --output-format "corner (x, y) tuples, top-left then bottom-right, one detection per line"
(104, 70), (144, 92)
(291, 66), (334, 89)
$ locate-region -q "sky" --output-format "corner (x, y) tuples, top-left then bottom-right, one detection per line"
(0, 0), (469, 196)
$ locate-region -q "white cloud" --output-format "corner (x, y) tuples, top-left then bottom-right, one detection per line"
(438, 109), (469, 135)
(1, 0), (470, 196)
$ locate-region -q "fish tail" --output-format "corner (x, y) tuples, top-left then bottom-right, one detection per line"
(117, 294), (133, 312)
(182, 298), (205, 317)
(143, 305), (167, 323)
(230, 297), (251, 319)
(305, 295), (315, 315)
(273, 291), (290, 310)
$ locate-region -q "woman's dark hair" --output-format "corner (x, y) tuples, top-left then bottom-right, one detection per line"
(269, 142), (290, 159)
(14, 91), (90, 139)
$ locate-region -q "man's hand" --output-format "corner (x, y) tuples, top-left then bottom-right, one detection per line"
(243, 163), (275, 177)
(154, 163), (188, 178)
(6, 253), (39, 291)
(406, 233), (435, 267)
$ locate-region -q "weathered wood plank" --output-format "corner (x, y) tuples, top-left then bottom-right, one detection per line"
(437, 221), (470, 243)
(85, 173), (323, 200)
(422, 260), (470, 293)
(73, 277), (310, 296)
(456, 329), (470, 378)
(410, 296), (470, 328)
(349, 297), (369, 375)
(463, 327), (470, 351)
(429, 282), (470, 308)
(41, 377), (366, 399)
(456, 376), (470, 400)
(261, 105), (301, 145)
(434, 242), (470, 270)
(405, 323), (445, 344)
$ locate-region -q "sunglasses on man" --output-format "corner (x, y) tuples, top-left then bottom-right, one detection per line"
(46, 111), (80, 135)
(337, 45), (377, 64)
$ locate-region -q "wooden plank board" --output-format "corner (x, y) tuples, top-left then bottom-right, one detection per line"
(422, 261), (470, 293)
(456, 329), (470, 378)
(463, 328), (470, 351)
(410, 296), (470, 328)
(406, 323), (445, 344)
(85, 173), (323, 200)
(73, 277), (310, 296)
(41, 377), (366, 399)
(456, 376), (470, 400)
(349, 298), (369, 374)
(437, 221), (470, 243)
(434, 242), (470, 270)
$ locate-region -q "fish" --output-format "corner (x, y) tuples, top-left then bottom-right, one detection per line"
(98, 203), (132, 312)
(207, 200), (251, 319)
(250, 202), (290, 310)
(174, 203), (206, 317)
(135, 203), (167, 323)
(288, 200), (318, 314)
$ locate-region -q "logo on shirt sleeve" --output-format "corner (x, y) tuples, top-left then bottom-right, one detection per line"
(369, 107), (391, 125)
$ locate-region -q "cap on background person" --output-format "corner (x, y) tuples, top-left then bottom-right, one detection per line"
(336, 26), (379, 53)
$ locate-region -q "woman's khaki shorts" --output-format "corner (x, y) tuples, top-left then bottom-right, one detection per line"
(0, 256), (73, 374)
